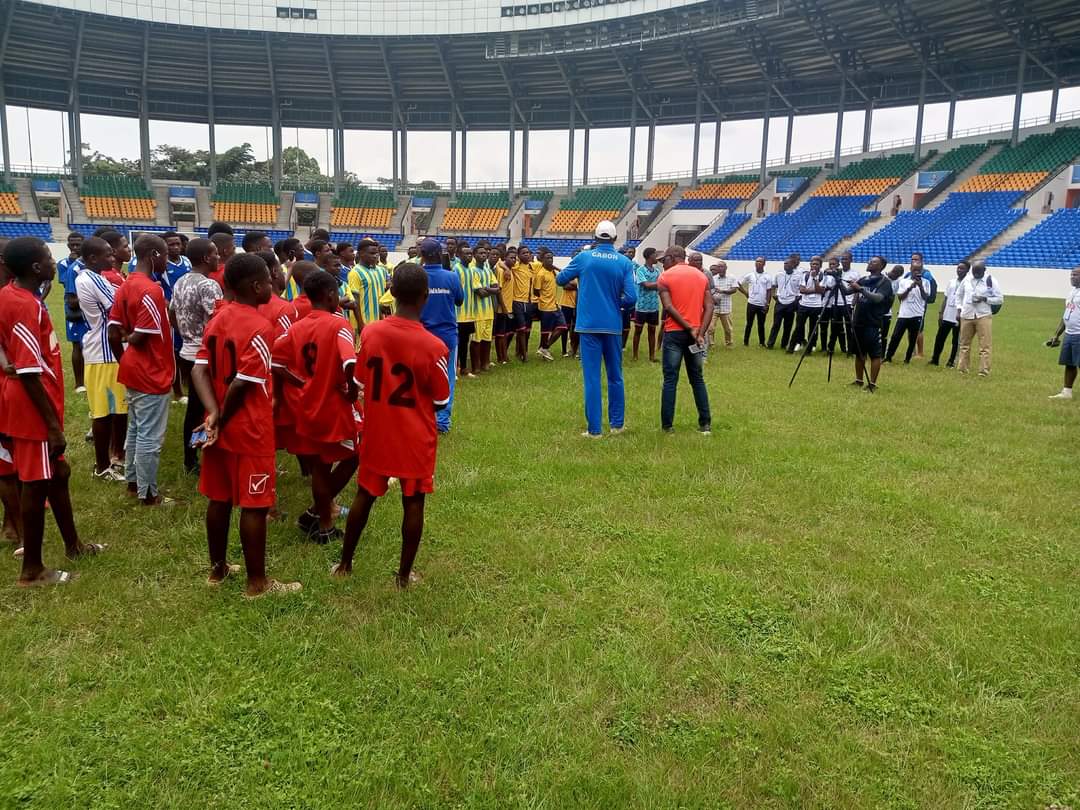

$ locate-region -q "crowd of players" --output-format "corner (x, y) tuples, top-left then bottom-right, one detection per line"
(5, 219), (1080, 593)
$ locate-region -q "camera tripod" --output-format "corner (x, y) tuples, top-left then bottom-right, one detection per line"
(788, 278), (863, 387)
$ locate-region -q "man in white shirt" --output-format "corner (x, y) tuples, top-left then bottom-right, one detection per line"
(738, 256), (773, 347)
(707, 261), (738, 347)
(790, 256), (826, 354)
(885, 265), (932, 363)
(839, 252), (862, 356)
(930, 261), (969, 367)
(1047, 266), (1080, 399)
(955, 262), (1004, 376)
(822, 255), (849, 356)
(766, 253), (801, 350)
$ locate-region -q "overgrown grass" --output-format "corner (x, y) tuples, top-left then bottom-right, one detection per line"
(1, 293), (1079, 808)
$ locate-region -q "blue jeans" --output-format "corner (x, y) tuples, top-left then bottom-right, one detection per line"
(579, 332), (624, 435)
(661, 330), (711, 431)
(124, 389), (171, 498)
(435, 333), (458, 433)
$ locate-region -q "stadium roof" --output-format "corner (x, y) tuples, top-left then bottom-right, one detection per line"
(1, 0), (1078, 133)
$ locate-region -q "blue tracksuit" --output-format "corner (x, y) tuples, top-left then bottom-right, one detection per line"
(556, 244), (638, 435)
(420, 263), (465, 432)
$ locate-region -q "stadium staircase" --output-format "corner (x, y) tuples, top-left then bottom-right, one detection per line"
(153, 185), (171, 226)
(988, 208), (1080, 268)
(317, 192), (333, 230)
(689, 211), (752, 254)
(830, 215), (895, 256)
(276, 192), (294, 231)
(61, 180), (89, 223)
(429, 195), (450, 234)
(923, 142), (1004, 209)
(972, 212), (1048, 263)
(532, 192), (564, 233)
(195, 186), (214, 228)
(14, 179), (38, 219)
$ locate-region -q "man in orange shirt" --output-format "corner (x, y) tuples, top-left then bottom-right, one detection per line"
(657, 246), (714, 435)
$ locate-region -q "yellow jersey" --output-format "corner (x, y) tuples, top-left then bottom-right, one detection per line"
(533, 266), (560, 312)
(497, 261), (514, 313)
(511, 260), (534, 303)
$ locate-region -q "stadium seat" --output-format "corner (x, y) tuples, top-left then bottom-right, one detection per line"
(990, 208), (1080, 269)
(0, 182), (23, 216)
(442, 192), (510, 232)
(328, 231), (400, 248)
(212, 182), (279, 225)
(331, 188), (397, 229)
(549, 186), (627, 233)
(0, 221), (51, 239)
(691, 213), (751, 253)
(644, 183), (676, 201)
(79, 175), (155, 221)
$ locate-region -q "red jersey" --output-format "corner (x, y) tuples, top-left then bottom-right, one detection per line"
(354, 316), (450, 479)
(109, 272), (175, 395)
(293, 294), (313, 320)
(271, 310), (357, 443)
(102, 269), (125, 288)
(257, 295), (297, 340)
(195, 302), (274, 454)
(209, 265), (225, 290)
(0, 284), (64, 440)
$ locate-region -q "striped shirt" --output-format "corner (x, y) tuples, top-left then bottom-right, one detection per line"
(75, 268), (122, 364)
(455, 260), (480, 323)
(473, 263), (498, 321)
(348, 263), (388, 326)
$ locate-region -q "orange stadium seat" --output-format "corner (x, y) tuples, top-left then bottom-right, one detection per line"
(955, 171), (1048, 192)
(0, 193), (21, 216)
(83, 196), (156, 220)
(645, 183), (676, 200)
(213, 202), (278, 224)
(813, 178), (897, 197)
(682, 181), (758, 200)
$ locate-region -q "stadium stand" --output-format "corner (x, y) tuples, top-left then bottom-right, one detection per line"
(80, 175), (155, 220)
(212, 182), (278, 224)
(989, 208), (1080, 269)
(522, 237), (595, 255)
(329, 231), (400, 246)
(726, 154), (921, 259)
(853, 128), (1080, 264)
(330, 187), (397, 229)
(769, 166), (822, 179)
(644, 183), (676, 201)
(442, 191), (510, 232)
(677, 174), (758, 209)
(549, 186), (626, 233)
(0, 181), (22, 215)
(692, 212), (752, 253)
(925, 142), (990, 174)
(0, 222), (51, 239)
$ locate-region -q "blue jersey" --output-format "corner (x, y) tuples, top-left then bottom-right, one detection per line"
(420, 263), (465, 347)
(160, 256), (192, 301)
(555, 243), (637, 334)
(57, 256), (83, 296)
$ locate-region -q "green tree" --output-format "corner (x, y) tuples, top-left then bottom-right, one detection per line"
(80, 145), (139, 177)
(151, 145), (210, 183)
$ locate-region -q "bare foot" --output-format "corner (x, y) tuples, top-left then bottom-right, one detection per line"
(395, 570), (423, 589)
(67, 542), (108, 560)
(2, 524), (19, 543)
(17, 568), (75, 588)
(330, 563), (352, 578)
(207, 562), (241, 585)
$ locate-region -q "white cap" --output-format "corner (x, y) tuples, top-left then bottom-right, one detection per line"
(594, 220), (617, 241)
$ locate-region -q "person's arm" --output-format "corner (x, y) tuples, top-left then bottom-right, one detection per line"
(555, 255), (582, 287)
(658, 285), (694, 334)
(107, 322), (126, 359)
(984, 277), (1003, 306)
(897, 280), (914, 301)
(914, 279), (929, 301)
(1048, 319), (1066, 346)
(452, 273), (465, 306)
(699, 286), (715, 344)
(64, 292), (83, 321)
(19, 373), (65, 456)
(621, 265), (638, 308)
(763, 284), (773, 312)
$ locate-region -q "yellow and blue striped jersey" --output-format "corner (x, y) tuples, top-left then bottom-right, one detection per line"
(348, 263), (387, 326)
(454, 260), (481, 323)
(473, 262), (498, 320)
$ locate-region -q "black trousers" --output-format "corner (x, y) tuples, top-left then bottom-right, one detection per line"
(881, 313), (892, 347)
(825, 305), (849, 354)
(791, 306), (824, 351)
(931, 319), (960, 366)
(886, 316), (922, 362)
(457, 322), (475, 370)
(766, 302), (797, 349)
(744, 303), (767, 346)
(179, 358), (205, 471)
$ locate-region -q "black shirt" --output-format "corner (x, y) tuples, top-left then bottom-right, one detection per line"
(852, 274), (895, 328)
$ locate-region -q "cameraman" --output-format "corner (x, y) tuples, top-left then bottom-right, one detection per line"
(846, 256), (894, 393)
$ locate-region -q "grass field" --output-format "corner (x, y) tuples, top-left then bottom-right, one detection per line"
(2, 291), (1079, 809)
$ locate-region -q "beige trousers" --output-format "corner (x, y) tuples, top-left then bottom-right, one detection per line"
(957, 317), (992, 374)
(708, 312), (734, 346)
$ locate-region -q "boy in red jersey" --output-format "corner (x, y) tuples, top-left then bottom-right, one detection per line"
(0, 238), (106, 586)
(0, 237), (21, 547)
(107, 236), (175, 506)
(191, 253), (301, 597)
(333, 263), (450, 588)
(255, 250), (298, 338)
(271, 271), (361, 543)
(288, 260), (317, 320)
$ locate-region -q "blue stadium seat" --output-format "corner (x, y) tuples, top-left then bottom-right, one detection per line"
(0, 222), (52, 240)
(989, 208), (1080, 268)
(674, 198), (746, 210)
(728, 197), (878, 260)
(521, 237), (593, 255)
(692, 213), (751, 253)
(328, 231), (400, 247)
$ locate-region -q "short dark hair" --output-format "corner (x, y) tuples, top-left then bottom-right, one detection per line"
(80, 236), (110, 261)
(911, 251), (924, 260)
(162, 231), (181, 242)
(281, 237), (302, 258)
(223, 252), (268, 293)
(303, 269), (339, 302)
(311, 228), (331, 241)
(210, 232), (233, 251)
(335, 242), (354, 255)
(99, 230), (125, 249)
(357, 237), (378, 252)
(134, 234), (166, 260)
(391, 261), (428, 305)
(186, 238), (214, 266)
(2, 237), (48, 278)
(309, 239), (329, 256)
(958, 259), (971, 270)
(290, 260), (319, 287)
(92, 226), (118, 238)
(643, 247), (657, 260)
(241, 231), (269, 252)
(257, 249), (280, 271)
(207, 221), (234, 238)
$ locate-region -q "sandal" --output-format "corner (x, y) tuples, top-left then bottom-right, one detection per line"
(17, 569), (75, 588)
(243, 579), (302, 599)
(207, 563), (241, 586)
(69, 543), (108, 559)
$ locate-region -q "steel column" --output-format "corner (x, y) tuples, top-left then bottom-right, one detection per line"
(946, 96), (956, 140)
(71, 87), (83, 185)
(1011, 50), (1026, 146)
(461, 126), (468, 189)
(833, 71), (846, 173)
(450, 114), (457, 201)
(270, 114), (282, 195)
(914, 67), (927, 160)
(1049, 82), (1059, 124)
(582, 128), (590, 186)
(784, 113), (794, 165)
(863, 100), (873, 152)
(646, 117), (655, 181)
(400, 113), (409, 189)
(627, 102), (637, 199)
(713, 116), (722, 175)
(0, 74), (10, 184)
(567, 99), (576, 193)
(521, 123), (528, 190)
(508, 101), (516, 202)
(759, 89), (771, 186)
(391, 106), (399, 193)
(691, 86), (702, 183)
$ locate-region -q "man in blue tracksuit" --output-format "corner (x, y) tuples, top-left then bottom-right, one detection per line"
(556, 221), (638, 437)
(418, 238), (465, 433)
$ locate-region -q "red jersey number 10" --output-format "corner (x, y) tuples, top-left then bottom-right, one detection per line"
(365, 356), (417, 408)
(206, 335), (238, 385)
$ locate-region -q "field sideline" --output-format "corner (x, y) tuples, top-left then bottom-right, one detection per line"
(1, 291), (1079, 808)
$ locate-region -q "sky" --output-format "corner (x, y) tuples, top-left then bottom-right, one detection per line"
(3, 87), (1078, 186)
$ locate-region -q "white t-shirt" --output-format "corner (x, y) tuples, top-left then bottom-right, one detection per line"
(841, 268), (861, 305)
(710, 274), (738, 315)
(956, 274), (1003, 320)
(799, 272), (824, 308)
(941, 278), (962, 323)
(897, 277), (932, 319)
(74, 269), (121, 364)
(1062, 287), (1080, 336)
(773, 271), (801, 306)
(740, 271), (774, 307)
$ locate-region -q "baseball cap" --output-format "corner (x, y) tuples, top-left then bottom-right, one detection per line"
(419, 238), (442, 257)
(595, 220), (617, 241)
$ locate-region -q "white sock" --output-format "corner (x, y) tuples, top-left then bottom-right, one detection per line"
(1064, 387), (1073, 395)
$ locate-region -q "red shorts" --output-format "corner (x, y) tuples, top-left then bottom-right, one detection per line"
(9, 437), (64, 483)
(0, 436), (14, 478)
(288, 433), (357, 464)
(274, 423), (292, 452)
(198, 445), (276, 508)
(357, 466), (433, 497)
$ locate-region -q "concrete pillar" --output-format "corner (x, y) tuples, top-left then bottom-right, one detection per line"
(271, 106), (282, 195)
(758, 89), (771, 186)
(1011, 50), (1026, 147)
(914, 67), (927, 160)
(140, 96), (152, 188)
(521, 123), (528, 189)
(627, 101), (637, 199)
(333, 121), (344, 194)
(391, 107), (399, 193)
(400, 114), (409, 189)
(713, 116), (722, 175)
(71, 85), (83, 186)
(508, 101), (515, 202)
(582, 128), (590, 186)
(691, 87), (702, 183)
(0, 75), (11, 184)
(567, 100), (576, 193)
(784, 112), (794, 165)
(833, 72), (846, 173)
(461, 126), (468, 189)
(1049, 82), (1059, 124)
(946, 96), (956, 140)
(450, 113), (457, 200)
(646, 117), (655, 180)
(863, 100), (873, 152)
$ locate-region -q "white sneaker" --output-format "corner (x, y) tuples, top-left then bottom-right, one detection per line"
(174, 396), (189, 405)
(1049, 389), (1073, 400)
(93, 467), (126, 483)
(74, 385), (87, 394)
(609, 427), (625, 435)
(537, 348), (554, 361)
(580, 431), (602, 439)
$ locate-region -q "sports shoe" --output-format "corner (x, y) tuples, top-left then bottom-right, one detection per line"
(699, 427), (712, 436)
(537, 348), (554, 361)
(580, 431), (602, 439)
(849, 379), (864, 387)
(297, 509), (318, 536)
(865, 382), (878, 393)
(74, 385), (87, 394)
(1049, 389), (1073, 400)
(562, 352), (570, 358)
(609, 427), (625, 435)
(243, 580), (302, 599)
(312, 527), (344, 545)
(93, 467), (125, 482)
(173, 396), (189, 405)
